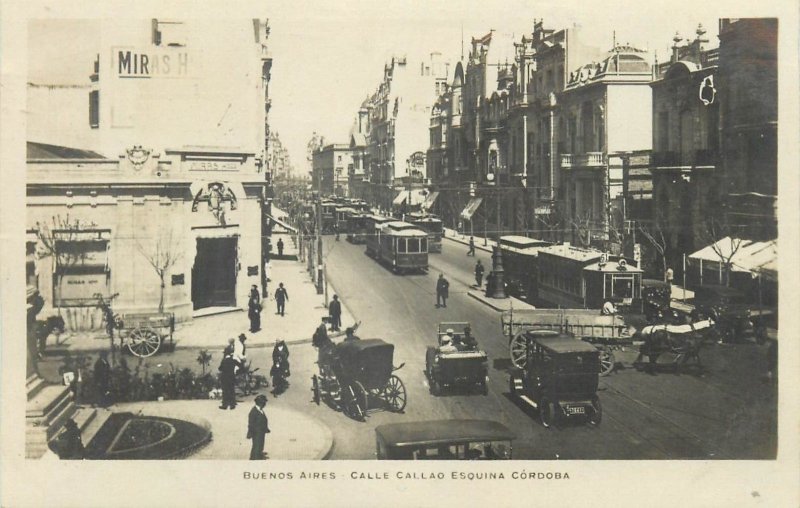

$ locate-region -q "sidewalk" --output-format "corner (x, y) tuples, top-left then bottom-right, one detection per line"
(93, 399), (333, 460)
(444, 227), (495, 253)
(48, 254), (355, 354)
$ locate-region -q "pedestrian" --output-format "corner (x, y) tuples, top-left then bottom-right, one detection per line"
(328, 294), (342, 332)
(277, 238), (284, 257)
(312, 317), (333, 373)
(247, 394), (271, 460)
(344, 327), (361, 341)
(467, 236), (476, 256)
(436, 273), (450, 308)
(93, 351), (111, 408)
(54, 419), (84, 460)
(274, 282), (289, 316)
(474, 260), (485, 288)
(218, 352), (238, 410)
(334, 223), (340, 241)
(248, 289), (261, 333)
(235, 333), (248, 366)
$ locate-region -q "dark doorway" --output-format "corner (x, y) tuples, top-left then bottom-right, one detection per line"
(192, 237), (237, 309)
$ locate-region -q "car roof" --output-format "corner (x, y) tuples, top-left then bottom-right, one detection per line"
(375, 419), (516, 447)
(528, 333), (599, 353)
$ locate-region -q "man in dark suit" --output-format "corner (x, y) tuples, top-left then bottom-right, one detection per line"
(277, 238), (284, 257)
(247, 394), (270, 460)
(274, 282), (289, 316)
(436, 273), (450, 308)
(218, 353), (238, 410)
(93, 351), (112, 408)
(328, 295), (342, 332)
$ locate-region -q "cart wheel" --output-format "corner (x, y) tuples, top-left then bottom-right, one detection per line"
(384, 375), (407, 412)
(509, 331), (528, 369)
(540, 398), (557, 429)
(127, 327), (161, 357)
(311, 375), (320, 405)
(588, 396), (602, 426)
(344, 384), (366, 421)
(353, 381), (369, 416)
(598, 347), (615, 377)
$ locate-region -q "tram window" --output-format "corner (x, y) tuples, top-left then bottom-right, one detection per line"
(407, 238), (420, 253)
(609, 275), (634, 299)
(421, 237), (427, 252)
(397, 238), (407, 253)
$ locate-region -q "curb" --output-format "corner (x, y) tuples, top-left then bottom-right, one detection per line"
(442, 231), (494, 253)
(466, 290), (534, 312)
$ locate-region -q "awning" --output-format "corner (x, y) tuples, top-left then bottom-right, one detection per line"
(266, 213), (297, 234)
(460, 198), (483, 220)
(392, 189), (427, 207)
(420, 191), (440, 211)
(689, 237), (777, 280)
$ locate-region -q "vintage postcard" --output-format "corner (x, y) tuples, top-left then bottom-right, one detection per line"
(1, 0), (798, 506)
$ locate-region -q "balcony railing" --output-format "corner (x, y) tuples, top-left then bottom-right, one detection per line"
(560, 152), (605, 169)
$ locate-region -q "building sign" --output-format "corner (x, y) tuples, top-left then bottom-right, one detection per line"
(113, 47), (190, 79)
(187, 160), (240, 172)
(55, 273), (109, 303)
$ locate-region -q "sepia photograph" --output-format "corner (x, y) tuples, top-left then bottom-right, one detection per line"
(2, 0), (798, 506)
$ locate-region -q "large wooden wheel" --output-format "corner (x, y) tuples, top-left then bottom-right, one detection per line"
(311, 375), (321, 405)
(509, 331), (528, 369)
(344, 382), (367, 421)
(384, 375), (407, 412)
(597, 346), (616, 377)
(127, 327), (161, 357)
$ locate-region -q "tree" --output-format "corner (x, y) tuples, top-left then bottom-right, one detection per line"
(699, 216), (744, 287)
(568, 210), (595, 249)
(34, 214), (99, 294)
(196, 349), (213, 376)
(638, 218), (669, 282)
(137, 228), (183, 313)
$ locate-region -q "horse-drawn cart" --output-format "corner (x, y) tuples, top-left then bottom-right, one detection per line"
(501, 309), (633, 376)
(116, 312), (175, 358)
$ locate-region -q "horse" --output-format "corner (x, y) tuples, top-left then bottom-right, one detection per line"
(635, 324), (704, 373)
(35, 315), (66, 356)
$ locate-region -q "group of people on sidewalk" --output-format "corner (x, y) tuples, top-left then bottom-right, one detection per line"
(247, 282), (291, 333)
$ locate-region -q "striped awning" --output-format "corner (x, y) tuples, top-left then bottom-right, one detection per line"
(460, 198), (483, 220)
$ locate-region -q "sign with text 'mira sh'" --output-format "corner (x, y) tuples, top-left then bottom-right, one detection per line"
(113, 47), (191, 79)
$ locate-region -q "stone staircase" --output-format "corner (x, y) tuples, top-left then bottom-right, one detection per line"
(26, 374), (78, 458)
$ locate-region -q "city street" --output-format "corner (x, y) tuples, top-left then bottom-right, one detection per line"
(275, 237), (776, 459)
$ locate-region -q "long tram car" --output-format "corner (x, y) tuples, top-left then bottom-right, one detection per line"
(367, 220), (429, 274)
(535, 244), (642, 310)
(364, 214), (393, 256)
(345, 209), (370, 244)
(404, 212), (443, 253)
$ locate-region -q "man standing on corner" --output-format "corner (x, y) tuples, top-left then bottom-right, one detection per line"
(474, 259), (485, 288)
(274, 282), (289, 317)
(247, 394), (270, 460)
(329, 294), (342, 332)
(436, 273), (450, 308)
(218, 352), (238, 410)
(467, 236), (476, 256)
(277, 238), (284, 257)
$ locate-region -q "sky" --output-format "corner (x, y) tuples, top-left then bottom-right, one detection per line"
(25, 0), (778, 175)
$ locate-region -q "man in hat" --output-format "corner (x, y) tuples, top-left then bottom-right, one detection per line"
(248, 285), (261, 332)
(343, 327), (361, 342)
(328, 295), (342, 332)
(277, 238), (284, 257)
(93, 351), (112, 408)
(439, 330), (458, 354)
(274, 282), (289, 317)
(234, 333), (248, 367)
(218, 352), (238, 410)
(474, 260), (485, 288)
(247, 394), (271, 460)
(436, 273), (450, 308)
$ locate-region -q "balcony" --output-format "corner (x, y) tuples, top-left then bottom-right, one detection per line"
(651, 150), (718, 169)
(560, 152), (605, 169)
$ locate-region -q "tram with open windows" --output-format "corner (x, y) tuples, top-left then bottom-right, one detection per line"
(404, 212), (444, 253)
(366, 220), (429, 273)
(364, 214), (393, 257)
(498, 235), (553, 302)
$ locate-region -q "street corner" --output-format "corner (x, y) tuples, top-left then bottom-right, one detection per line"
(267, 404), (335, 460)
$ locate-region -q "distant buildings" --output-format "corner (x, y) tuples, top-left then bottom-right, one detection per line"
(312, 144), (353, 196)
(425, 17), (777, 279)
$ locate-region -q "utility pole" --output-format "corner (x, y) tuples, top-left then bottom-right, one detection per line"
(316, 172), (324, 294)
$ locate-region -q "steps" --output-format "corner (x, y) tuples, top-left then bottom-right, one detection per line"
(26, 379), (77, 459)
(73, 406), (112, 448)
(26, 374), (47, 401)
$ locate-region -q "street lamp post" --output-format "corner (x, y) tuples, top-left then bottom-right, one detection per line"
(486, 170), (506, 299)
(315, 172), (324, 294)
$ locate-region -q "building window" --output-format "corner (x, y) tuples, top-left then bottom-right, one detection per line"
(53, 233), (111, 306)
(89, 90), (99, 128)
(337, 155), (342, 162)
